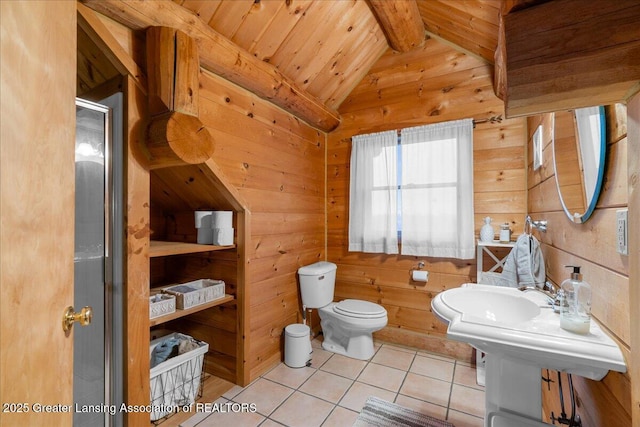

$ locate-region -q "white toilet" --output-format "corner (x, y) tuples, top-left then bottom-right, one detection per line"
(298, 261), (388, 360)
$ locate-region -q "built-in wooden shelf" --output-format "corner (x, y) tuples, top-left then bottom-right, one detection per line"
(150, 240), (235, 257)
(149, 294), (234, 327)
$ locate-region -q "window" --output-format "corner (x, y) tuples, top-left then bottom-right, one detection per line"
(348, 119), (475, 259)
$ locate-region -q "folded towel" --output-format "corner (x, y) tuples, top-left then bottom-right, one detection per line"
(166, 285), (197, 294)
(481, 233), (545, 288)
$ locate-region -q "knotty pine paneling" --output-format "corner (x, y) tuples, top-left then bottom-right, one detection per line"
(627, 95), (640, 426)
(196, 0), (389, 110)
(249, 311), (298, 379)
(417, 0), (500, 64)
(530, 107), (631, 426)
(77, 25), (119, 95)
(197, 71), (325, 382)
(152, 67), (325, 383)
(328, 40), (527, 359)
(348, 43), (478, 97)
(151, 167), (233, 213)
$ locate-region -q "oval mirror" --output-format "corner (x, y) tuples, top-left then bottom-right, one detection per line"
(552, 106), (606, 223)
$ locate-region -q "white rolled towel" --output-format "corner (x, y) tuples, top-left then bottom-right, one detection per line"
(213, 228), (234, 246)
(194, 211), (213, 228)
(212, 211), (233, 229)
(197, 228), (213, 244)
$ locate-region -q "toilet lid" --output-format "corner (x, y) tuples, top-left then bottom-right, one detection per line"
(334, 299), (386, 319)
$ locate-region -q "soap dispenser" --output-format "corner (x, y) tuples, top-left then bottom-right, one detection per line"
(560, 266), (592, 334)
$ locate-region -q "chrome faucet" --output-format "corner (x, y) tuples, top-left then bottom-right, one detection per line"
(518, 282), (561, 308)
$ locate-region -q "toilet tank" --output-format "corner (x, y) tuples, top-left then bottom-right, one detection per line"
(297, 261), (336, 308)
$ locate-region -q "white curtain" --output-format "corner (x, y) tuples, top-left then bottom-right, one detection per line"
(348, 130), (398, 254)
(400, 119), (475, 259)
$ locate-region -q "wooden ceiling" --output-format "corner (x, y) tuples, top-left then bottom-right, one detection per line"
(79, 0), (639, 127)
(173, 0), (501, 111)
(417, 0), (501, 64)
(79, 0), (503, 123)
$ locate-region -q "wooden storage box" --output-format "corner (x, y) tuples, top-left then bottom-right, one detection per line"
(163, 279), (225, 309)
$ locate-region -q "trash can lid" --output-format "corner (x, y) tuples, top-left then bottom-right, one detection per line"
(285, 323), (310, 338)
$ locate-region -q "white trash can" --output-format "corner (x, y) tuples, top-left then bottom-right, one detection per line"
(284, 324), (312, 368)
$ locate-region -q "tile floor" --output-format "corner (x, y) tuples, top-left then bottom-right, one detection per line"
(181, 339), (485, 427)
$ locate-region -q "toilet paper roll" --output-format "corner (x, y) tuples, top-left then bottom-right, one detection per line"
(412, 270), (429, 282)
(212, 211), (233, 229)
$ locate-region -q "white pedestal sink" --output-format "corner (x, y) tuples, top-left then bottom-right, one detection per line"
(431, 284), (626, 427)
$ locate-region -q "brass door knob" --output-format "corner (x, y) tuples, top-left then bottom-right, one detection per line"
(62, 306), (93, 333)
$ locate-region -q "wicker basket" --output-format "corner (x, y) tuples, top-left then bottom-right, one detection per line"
(163, 279), (225, 309)
(149, 293), (176, 319)
(149, 332), (208, 421)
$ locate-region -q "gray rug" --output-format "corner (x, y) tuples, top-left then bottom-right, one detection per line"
(354, 396), (455, 427)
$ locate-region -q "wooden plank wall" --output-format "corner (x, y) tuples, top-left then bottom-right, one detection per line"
(528, 106), (632, 425)
(327, 39), (527, 359)
(196, 70), (326, 382)
(92, 13), (325, 384)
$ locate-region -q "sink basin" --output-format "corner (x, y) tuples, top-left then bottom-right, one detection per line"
(432, 284), (626, 380)
(441, 287), (540, 325)
(432, 284), (627, 426)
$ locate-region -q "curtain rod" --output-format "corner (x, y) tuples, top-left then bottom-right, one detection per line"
(394, 115), (503, 135)
(472, 115), (503, 126)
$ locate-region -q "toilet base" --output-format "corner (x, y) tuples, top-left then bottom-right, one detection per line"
(321, 332), (375, 360)
(319, 302), (387, 360)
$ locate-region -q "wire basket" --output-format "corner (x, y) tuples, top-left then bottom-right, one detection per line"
(149, 333), (208, 422)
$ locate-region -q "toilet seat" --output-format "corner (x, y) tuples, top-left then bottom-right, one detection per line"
(333, 299), (386, 319)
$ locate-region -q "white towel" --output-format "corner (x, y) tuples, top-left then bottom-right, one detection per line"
(481, 233), (546, 288)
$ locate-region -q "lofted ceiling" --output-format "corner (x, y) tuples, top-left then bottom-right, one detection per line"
(79, 0), (504, 123)
(81, 0), (638, 127)
(173, 0), (502, 111)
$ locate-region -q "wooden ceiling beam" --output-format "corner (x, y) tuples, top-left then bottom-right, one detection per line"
(499, 0), (640, 117)
(145, 27), (215, 170)
(80, 0), (341, 132)
(367, 0), (425, 53)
